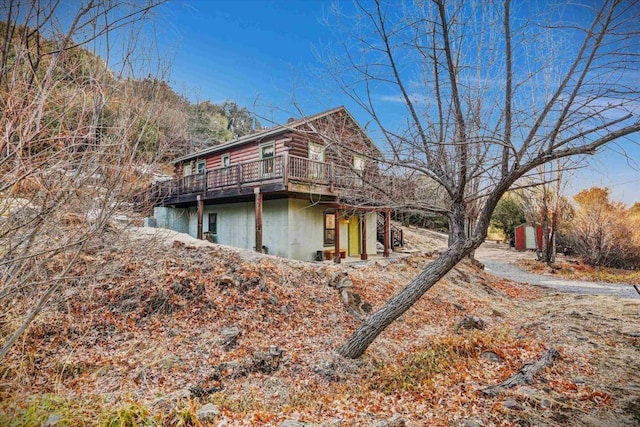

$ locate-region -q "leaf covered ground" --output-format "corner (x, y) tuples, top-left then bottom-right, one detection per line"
(1, 228), (638, 426)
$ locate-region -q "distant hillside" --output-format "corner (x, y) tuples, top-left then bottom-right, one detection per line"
(0, 22), (258, 161)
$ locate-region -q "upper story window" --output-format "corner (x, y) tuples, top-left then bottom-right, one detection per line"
(260, 142), (275, 159)
(260, 142), (276, 177)
(183, 162), (193, 177)
(196, 160), (206, 174)
(221, 153), (231, 168)
(309, 143), (325, 162)
(353, 155), (365, 171)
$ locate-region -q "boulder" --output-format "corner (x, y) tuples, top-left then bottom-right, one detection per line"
(196, 403), (220, 422)
(371, 414), (406, 427)
(219, 326), (242, 349)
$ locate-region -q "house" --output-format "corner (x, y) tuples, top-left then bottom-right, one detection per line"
(150, 106), (408, 262)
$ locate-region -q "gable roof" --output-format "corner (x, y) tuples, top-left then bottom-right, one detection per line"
(173, 106), (379, 164)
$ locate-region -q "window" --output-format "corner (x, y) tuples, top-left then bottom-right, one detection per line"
(208, 213), (217, 235)
(259, 142), (275, 177)
(308, 143), (325, 179)
(196, 160), (206, 174)
(183, 162), (192, 177)
(324, 212), (336, 245)
(221, 153), (231, 168)
(353, 155), (365, 171)
(308, 143), (325, 162)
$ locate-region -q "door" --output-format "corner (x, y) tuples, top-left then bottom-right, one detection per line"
(525, 226), (536, 250)
(348, 215), (360, 256)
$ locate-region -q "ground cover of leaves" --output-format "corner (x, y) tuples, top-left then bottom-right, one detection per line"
(1, 229), (638, 426)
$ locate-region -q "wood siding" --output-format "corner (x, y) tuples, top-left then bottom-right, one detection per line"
(173, 108), (380, 180)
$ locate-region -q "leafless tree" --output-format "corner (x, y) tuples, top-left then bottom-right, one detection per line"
(0, 0), (173, 359)
(322, 0), (640, 358)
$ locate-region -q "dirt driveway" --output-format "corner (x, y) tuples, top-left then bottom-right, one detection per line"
(475, 241), (640, 299)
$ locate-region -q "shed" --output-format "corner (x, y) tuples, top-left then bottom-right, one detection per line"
(514, 224), (543, 251)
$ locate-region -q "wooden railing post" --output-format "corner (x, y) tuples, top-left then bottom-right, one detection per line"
(329, 162), (335, 191)
(237, 164), (243, 189)
(282, 152), (289, 187)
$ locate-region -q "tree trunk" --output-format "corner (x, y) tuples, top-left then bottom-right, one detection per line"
(336, 236), (482, 359)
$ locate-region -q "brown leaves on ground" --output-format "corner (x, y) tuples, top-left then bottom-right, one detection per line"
(1, 230), (638, 426)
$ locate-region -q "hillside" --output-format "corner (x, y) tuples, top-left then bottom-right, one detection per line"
(1, 227), (638, 426)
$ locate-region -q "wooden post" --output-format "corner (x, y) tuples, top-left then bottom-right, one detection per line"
(334, 208), (341, 264)
(360, 213), (368, 260)
(282, 150), (289, 187)
(383, 210), (391, 257)
(329, 162), (334, 191)
(254, 187), (263, 253)
(197, 195), (204, 240)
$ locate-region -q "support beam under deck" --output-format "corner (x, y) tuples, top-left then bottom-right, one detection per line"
(334, 208), (341, 264)
(197, 195), (204, 240)
(254, 187), (263, 253)
(360, 213), (368, 261)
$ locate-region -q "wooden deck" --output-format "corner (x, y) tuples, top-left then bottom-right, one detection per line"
(150, 154), (415, 206)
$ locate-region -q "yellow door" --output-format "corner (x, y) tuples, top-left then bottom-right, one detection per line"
(348, 215), (360, 256)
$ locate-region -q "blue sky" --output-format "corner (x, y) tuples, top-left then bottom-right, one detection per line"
(152, 0), (639, 206)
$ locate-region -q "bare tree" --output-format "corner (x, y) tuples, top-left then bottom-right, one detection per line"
(0, 0), (173, 359)
(322, 0), (640, 358)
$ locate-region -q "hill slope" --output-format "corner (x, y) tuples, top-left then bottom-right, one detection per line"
(1, 228), (638, 426)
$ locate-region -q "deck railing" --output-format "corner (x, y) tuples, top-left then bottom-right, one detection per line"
(150, 153), (416, 202)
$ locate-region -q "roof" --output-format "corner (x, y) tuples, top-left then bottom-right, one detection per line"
(173, 106), (380, 164)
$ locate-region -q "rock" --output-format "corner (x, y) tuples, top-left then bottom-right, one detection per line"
(540, 398), (552, 409)
(371, 414), (406, 427)
(480, 351), (501, 363)
(327, 271), (349, 288)
(152, 389), (191, 412)
(217, 275), (239, 288)
(250, 345), (284, 374)
(159, 354), (182, 369)
(337, 278), (371, 319)
(197, 403), (220, 422)
(452, 303), (466, 312)
(268, 295), (279, 305)
(43, 414), (62, 426)
(502, 399), (523, 411)
(515, 386), (537, 397)
(279, 421), (315, 427)
(460, 419), (484, 427)
(455, 315), (486, 331)
(220, 326), (242, 349)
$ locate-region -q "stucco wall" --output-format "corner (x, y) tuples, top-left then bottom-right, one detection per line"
(153, 206), (190, 234)
(156, 200), (378, 262)
(192, 199), (289, 256)
(288, 199), (326, 261)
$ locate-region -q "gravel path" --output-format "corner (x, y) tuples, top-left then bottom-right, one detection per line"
(476, 242), (640, 299)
